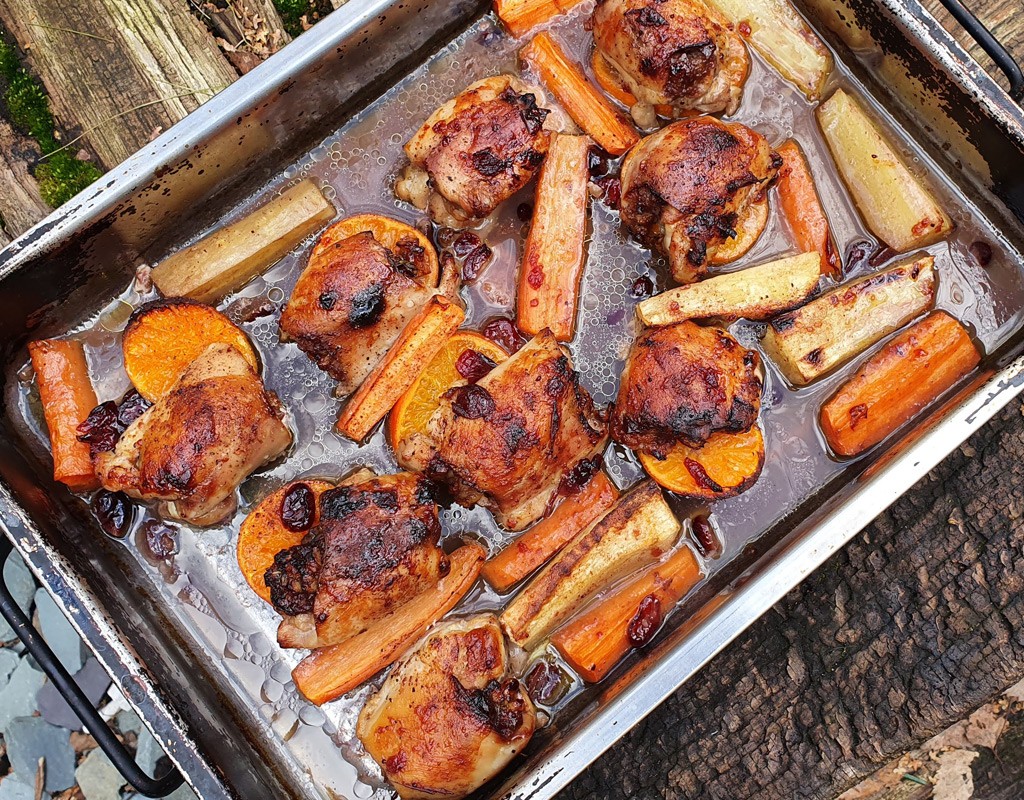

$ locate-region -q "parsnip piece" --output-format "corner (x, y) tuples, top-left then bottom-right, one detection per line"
(762, 254), (936, 386)
(705, 0), (832, 99)
(500, 481), (680, 651)
(336, 294), (465, 442)
(152, 179), (335, 303)
(518, 133), (591, 341)
(817, 90), (953, 252)
(638, 252), (821, 327)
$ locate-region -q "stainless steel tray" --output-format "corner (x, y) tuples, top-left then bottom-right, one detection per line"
(1, 0), (1023, 798)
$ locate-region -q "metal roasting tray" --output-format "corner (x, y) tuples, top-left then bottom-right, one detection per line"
(1, 0), (1024, 797)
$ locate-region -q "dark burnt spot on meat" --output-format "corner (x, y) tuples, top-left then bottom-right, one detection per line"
(473, 148), (510, 176)
(414, 478), (438, 506)
(448, 384), (496, 420)
(348, 282), (386, 328)
(450, 676), (527, 741)
(639, 56), (659, 77)
(687, 239), (707, 267)
(517, 148), (545, 168)
(725, 398), (757, 432)
(514, 92), (550, 135)
(503, 422), (533, 454)
(546, 372), (567, 398)
(320, 486), (370, 520)
(265, 542), (321, 616)
(371, 489), (399, 512)
(726, 171), (760, 193)
(664, 41), (717, 98)
(625, 6), (668, 26)
(318, 291), (337, 310)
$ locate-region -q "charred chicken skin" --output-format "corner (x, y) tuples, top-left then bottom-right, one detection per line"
(265, 471), (448, 649)
(620, 117), (782, 283)
(611, 321), (762, 457)
(592, 0), (749, 118)
(357, 614), (536, 799)
(397, 330), (608, 531)
(279, 225), (438, 397)
(396, 75), (556, 225)
(95, 343), (292, 527)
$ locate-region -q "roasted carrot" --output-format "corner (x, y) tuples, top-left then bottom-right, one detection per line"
(517, 133), (591, 341)
(482, 470), (619, 593)
(28, 339), (100, 492)
(494, 0), (586, 38)
(776, 140), (841, 277)
(293, 542), (486, 705)
(551, 545), (703, 682)
(521, 33), (639, 157)
(820, 311), (980, 457)
(336, 294), (465, 442)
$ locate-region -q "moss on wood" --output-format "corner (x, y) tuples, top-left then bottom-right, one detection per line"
(272, 0), (335, 38)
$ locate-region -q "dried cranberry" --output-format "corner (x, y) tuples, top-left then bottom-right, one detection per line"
(455, 349), (497, 384)
(684, 458), (723, 494)
(969, 241), (993, 267)
(516, 202), (534, 222)
(691, 514), (722, 558)
(630, 275), (654, 299)
(587, 146), (610, 177)
(436, 226), (459, 250)
(449, 384), (495, 420)
(77, 402), (120, 457)
(481, 316), (526, 354)
(452, 231), (483, 257)
(116, 389), (151, 429)
(280, 483), (315, 532)
(627, 594), (663, 647)
(462, 244), (493, 282)
(143, 520), (178, 560)
(525, 661), (568, 705)
(93, 490), (134, 538)
(595, 175), (621, 209)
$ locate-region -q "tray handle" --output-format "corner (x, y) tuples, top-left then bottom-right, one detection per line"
(0, 536), (185, 798)
(936, 0), (1024, 101)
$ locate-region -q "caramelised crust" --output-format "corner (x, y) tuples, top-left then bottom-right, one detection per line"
(397, 330), (608, 531)
(279, 228), (435, 396)
(357, 614), (536, 799)
(620, 117), (781, 283)
(401, 75), (553, 220)
(95, 343), (292, 527)
(611, 321), (762, 456)
(592, 0), (749, 116)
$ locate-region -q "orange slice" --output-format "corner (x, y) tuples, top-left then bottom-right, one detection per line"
(639, 425), (765, 500)
(122, 298), (259, 401)
(388, 331), (508, 447)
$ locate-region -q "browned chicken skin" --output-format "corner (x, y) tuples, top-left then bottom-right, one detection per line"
(280, 225), (438, 397)
(620, 117), (781, 283)
(592, 0), (749, 118)
(396, 75), (556, 225)
(397, 330), (608, 531)
(357, 614), (536, 799)
(611, 321), (762, 457)
(94, 343), (292, 527)
(265, 472), (447, 649)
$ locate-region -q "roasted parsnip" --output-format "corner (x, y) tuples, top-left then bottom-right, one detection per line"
(500, 481), (681, 651)
(336, 294), (465, 441)
(820, 311), (980, 457)
(495, 0), (585, 37)
(818, 90), (953, 252)
(518, 132), (591, 341)
(520, 32), (640, 156)
(152, 179), (335, 303)
(762, 255), (936, 386)
(705, 0), (832, 99)
(776, 140), (841, 276)
(637, 252), (821, 326)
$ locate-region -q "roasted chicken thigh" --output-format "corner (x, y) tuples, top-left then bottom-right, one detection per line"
(94, 343), (292, 527)
(265, 471), (447, 649)
(592, 0), (749, 118)
(280, 223), (438, 397)
(397, 330), (608, 531)
(611, 321), (762, 457)
(620, 117), (781, 282)
(396, 75), (556, 225)
(357, 614), (536, 799)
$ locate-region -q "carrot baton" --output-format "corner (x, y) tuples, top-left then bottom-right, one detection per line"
(520, 32), (639, 157)
(482, 470), (619, 593)
(551, 545), (703, 682)
(28, 339), (100, 492)
(776, 140), (841, 277)
(820, 311), (980, 457)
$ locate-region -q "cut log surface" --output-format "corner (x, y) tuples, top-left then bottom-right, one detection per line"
(560, 399), (1024, 800)
(0, 118), (48, 238)
(0, 0), (239, 169)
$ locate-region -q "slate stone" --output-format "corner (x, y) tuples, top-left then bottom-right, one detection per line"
(37, 657), (112, 731)
(0, 648), (19, 687)
(135, 726), (164, 777)
(76, 749), (126, 799)
(0, 553), (35, 643)
(0, 657), (45, 731)
(4, 716), (76, 792)
(116, 709), (144, 735)
(34, 587), (84, 673)
(0, 779), (34, 800)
